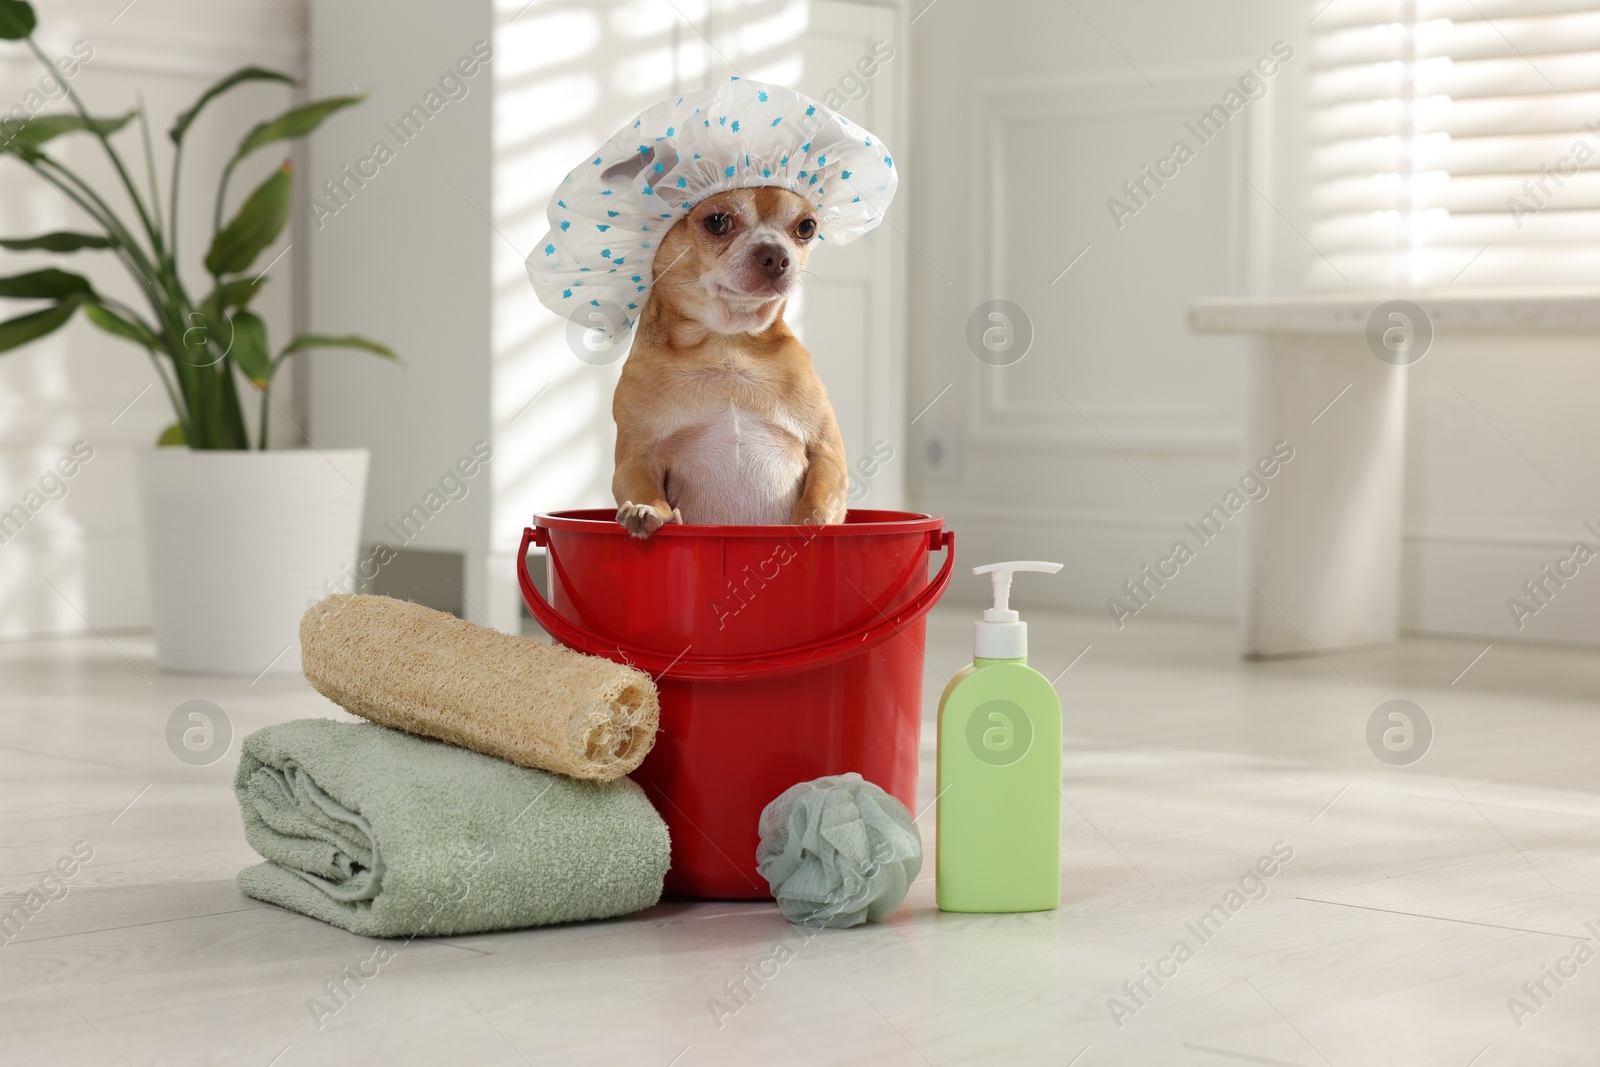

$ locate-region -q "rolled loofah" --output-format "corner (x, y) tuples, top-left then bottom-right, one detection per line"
(299, 594), (658, 782)
(755, 773), (922, 928)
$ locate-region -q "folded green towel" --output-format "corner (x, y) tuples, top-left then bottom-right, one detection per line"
(234, 719), (669, 937)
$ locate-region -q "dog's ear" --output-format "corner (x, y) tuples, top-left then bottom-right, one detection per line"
(602, 145), (680, 188)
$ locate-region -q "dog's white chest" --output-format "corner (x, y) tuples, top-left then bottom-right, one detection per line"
(665, 400), (805, 525)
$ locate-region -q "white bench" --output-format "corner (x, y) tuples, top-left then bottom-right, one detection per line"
(1187, 291), (1600, 657)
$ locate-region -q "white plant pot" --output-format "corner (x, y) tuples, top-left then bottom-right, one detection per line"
(136, 448), (369, 675)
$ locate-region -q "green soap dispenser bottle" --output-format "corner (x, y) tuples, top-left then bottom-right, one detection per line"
(937, 560), (1063, 913)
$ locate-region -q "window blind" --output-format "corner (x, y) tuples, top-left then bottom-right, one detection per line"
(1309, 0), (1600, 288)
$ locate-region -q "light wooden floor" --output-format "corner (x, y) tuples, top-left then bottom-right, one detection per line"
(4, 606), (1600, 1066)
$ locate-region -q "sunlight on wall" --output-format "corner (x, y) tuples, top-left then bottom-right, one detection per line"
(0, 18), (300, 637)
(490, 0), (804, 555)
(0, 141), (101, 636)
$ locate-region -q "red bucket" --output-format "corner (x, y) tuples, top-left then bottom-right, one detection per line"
(518, 509), (954, 898)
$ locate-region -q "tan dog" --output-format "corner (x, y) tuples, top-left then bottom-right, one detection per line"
(611, 187), (848, 537)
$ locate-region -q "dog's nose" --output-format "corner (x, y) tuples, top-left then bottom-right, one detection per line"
(751, 242), (790, 282)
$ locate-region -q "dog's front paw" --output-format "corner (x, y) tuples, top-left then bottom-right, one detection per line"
(616, 501), (679, 539)
(789, 501), (845, 526)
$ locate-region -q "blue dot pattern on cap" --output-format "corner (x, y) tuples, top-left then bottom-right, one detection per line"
(526, 77), (898, 339)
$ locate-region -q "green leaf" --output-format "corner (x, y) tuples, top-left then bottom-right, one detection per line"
(201, 277), (265, 320)
(0, 232), (113, 253)
(227, 309), (271, 387)
(0, 268), (94, 300)
(83, 302), (160, 349)
(233, 95), (364, 161)
(0, 299), (77, 353)
(0, 1), (36, 40)
(156, 422), (186, 447)
(170, 66), (296, 145)
(204, 162), (291, 276)
(5, 111), (135, 151)
(278, 333), (398, 361)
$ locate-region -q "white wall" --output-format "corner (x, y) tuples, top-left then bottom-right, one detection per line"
(1403, 334), (1600, 646)
(906, 0), (1297, 616)
(0, 0), (304, 638)
(908, 0), (1600, 647)
(305, 0), (495, 617)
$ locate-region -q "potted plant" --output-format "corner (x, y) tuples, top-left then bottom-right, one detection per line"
(0, 0), (397, 674)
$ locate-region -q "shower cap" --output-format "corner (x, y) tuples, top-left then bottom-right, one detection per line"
(755, 773), (922, 929)
(526, 77), (898, 339)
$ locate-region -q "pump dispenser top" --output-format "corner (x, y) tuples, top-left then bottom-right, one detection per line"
(972, 561), (1062, 659)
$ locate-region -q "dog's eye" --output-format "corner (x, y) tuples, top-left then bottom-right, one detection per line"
(703, 213), (732, 236)
(796, 218), (817, 240)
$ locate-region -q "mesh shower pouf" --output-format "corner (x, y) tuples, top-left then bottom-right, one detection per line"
(526, 76), (898, 341)
(755, 773), (922, 929)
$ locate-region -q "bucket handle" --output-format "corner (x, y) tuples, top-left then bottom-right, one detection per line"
(518, 523), (955, 682)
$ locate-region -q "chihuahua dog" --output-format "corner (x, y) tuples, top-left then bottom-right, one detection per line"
(611, 186), (848, 538)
